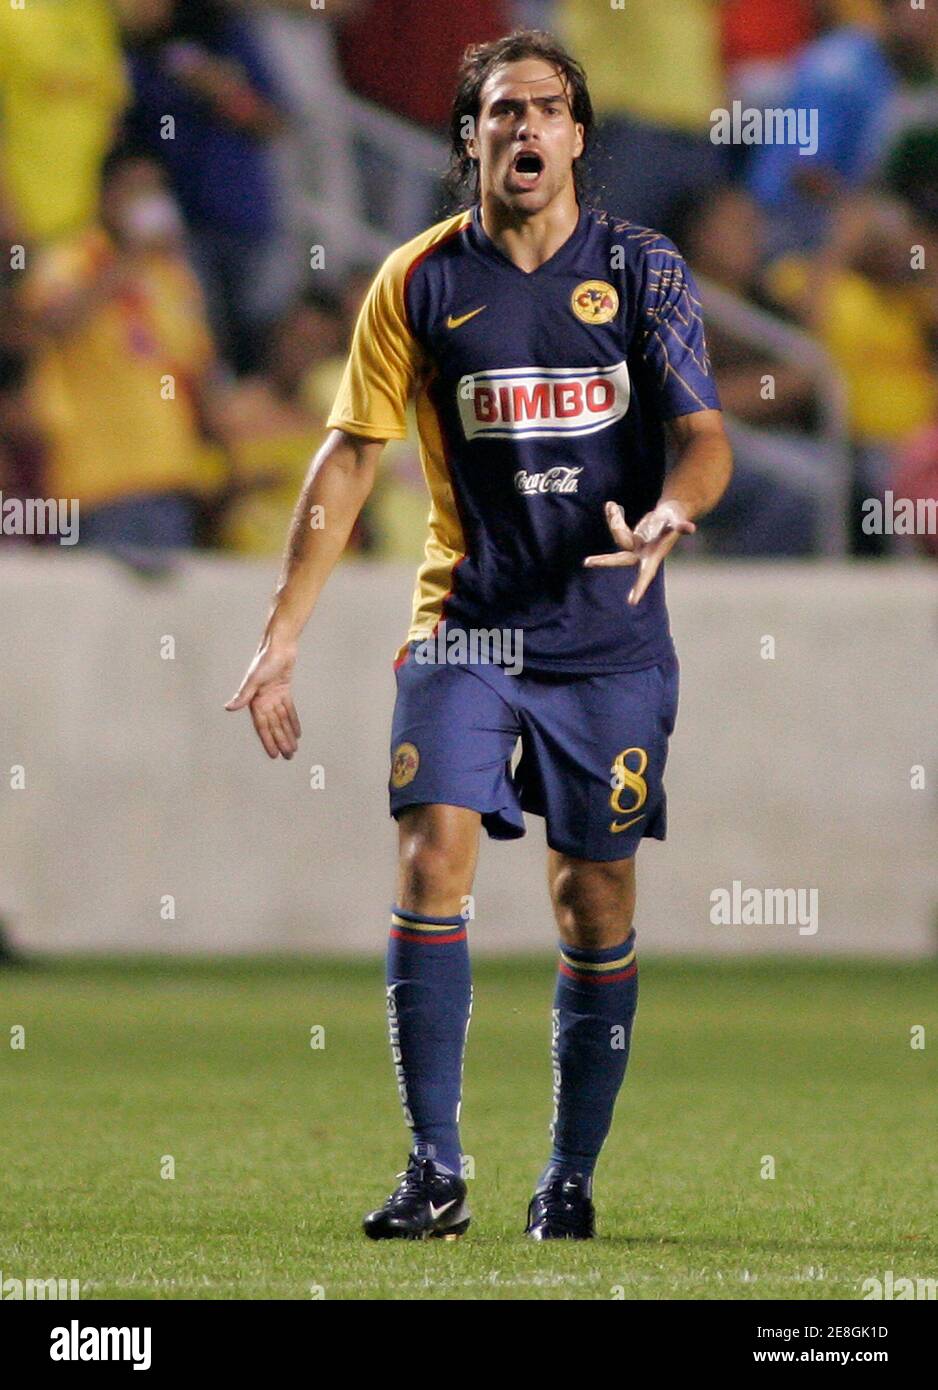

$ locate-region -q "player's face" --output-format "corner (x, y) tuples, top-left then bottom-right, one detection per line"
(468, 58), (584, 215)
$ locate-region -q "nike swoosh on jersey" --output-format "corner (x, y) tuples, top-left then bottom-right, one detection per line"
(610, 814), (645, 834)
(446, 306), (487, 329)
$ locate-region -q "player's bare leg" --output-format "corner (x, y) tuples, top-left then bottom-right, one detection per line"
(526, 851), (639, 1239)
(396, 803), (481, 917)
(364, 804), (480, 1239)
(547, 850), (636, 948)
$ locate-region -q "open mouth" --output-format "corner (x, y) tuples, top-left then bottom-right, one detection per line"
(511, 150), (544, 184)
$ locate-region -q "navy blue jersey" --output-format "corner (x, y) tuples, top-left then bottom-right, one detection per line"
(327, 202), (721, 672)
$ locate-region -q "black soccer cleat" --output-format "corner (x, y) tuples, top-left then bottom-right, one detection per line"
(363, 1153), (470, 1240)
(525, 1172), (595, 1240)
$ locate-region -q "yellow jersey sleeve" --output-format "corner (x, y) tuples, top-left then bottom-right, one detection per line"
(326, 248), (419, 442)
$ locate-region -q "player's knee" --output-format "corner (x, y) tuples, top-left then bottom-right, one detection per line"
(551, 859), (635, 946)
(397, 830), (471, 911)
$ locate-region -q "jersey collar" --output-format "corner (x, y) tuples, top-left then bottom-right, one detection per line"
(467, 200), (589, 277)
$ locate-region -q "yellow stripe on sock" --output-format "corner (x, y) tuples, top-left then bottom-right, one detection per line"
(560, 947), (636, 973)
(391, 913), (464, 932)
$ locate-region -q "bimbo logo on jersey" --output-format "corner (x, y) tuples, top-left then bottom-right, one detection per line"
(458, 362), (630, 441)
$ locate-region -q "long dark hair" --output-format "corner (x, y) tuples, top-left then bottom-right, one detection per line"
(444, 30), (595, 209)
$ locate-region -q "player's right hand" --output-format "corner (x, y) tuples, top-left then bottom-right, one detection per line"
(225, 639), (302, 760)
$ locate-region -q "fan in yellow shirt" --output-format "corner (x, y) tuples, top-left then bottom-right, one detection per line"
(0, 0), (128, 243)
(767, 192), (938, 553)
(216, 292), (343, 557)
(19, 153), (225, 547)
(559, 0), (722, 135)
(557, 0), (726, 227)
(767, 196), (938, 445)
(217, 280), (432, 561)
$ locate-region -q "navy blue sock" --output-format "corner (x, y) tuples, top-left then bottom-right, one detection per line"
(541, 932), (639, 1190)
(386, 906), (472, 1176)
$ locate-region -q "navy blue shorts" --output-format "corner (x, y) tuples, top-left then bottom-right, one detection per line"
(389, 646), (679, 862)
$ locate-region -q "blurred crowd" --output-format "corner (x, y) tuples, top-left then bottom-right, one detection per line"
(0, 0), (936, 564)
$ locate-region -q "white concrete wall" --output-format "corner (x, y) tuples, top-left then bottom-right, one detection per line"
(0, 552), (935, 955)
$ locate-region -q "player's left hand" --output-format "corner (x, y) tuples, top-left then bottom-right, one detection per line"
(584, 500), (696, 606)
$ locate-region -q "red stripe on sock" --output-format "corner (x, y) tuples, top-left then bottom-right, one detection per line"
(559, 961), (638, 985)
(390, 927), (467, 945)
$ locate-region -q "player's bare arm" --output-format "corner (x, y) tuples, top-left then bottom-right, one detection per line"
(225, 428), (385, 759)
(584, 407), (733, 605)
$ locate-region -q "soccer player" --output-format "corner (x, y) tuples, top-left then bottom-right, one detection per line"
(227, 30), (733, 1240)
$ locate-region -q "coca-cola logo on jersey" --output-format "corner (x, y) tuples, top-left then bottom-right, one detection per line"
(514, 467), (583, 495)
(457, 362), (631, 441)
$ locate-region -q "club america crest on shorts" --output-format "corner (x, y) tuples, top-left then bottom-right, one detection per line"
(391, 742), (420, 788)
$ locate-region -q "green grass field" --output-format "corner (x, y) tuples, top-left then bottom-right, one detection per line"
(1, 956), (935, 1301)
